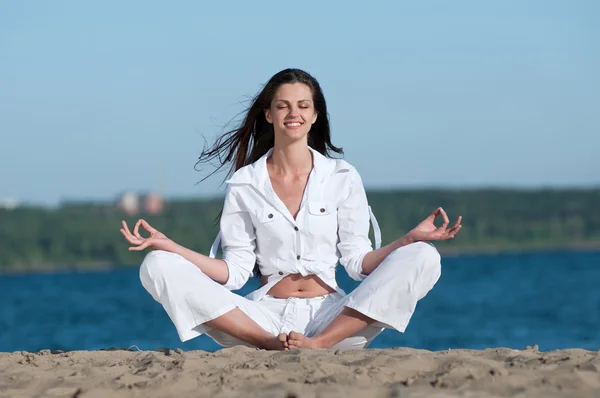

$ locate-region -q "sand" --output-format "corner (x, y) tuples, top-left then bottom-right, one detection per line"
(1, 345), (599, 397)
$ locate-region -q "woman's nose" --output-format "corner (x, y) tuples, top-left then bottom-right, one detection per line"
(288, 105), (300, 116)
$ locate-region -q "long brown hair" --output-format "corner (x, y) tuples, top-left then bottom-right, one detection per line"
(195, 68), (343, 182)
(196, 68), (343, 277)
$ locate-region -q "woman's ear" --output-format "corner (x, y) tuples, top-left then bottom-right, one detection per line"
(312, 112), (318, 124)
(264, 108), (273, 124)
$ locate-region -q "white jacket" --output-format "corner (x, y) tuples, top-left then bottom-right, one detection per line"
(209, 147), (381, 299)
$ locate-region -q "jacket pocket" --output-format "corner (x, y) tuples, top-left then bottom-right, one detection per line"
(258, 206), (279, 223)
(307, 201), (336, 238)
(308, 202), (331, 216)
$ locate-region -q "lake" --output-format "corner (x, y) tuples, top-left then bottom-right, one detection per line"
(1, 249), (599, 352)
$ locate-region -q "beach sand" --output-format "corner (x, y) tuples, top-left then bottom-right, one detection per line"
(1, 346), (599, 397)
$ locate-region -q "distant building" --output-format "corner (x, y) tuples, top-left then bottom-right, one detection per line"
(117, 192), (139, 215)
(0, 197), (20, 210)
(144, 193), (164, 215)
(116, 191), (164, 215)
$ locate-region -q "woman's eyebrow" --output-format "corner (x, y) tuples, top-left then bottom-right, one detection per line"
(274, 99), (313, 103)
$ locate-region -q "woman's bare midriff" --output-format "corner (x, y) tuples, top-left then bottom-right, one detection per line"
(261, 273), (336, 299)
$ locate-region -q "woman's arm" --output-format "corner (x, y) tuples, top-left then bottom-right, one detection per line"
(120, 185), (257, 289)
(359, 234), (415, 275)
(336, 169), (378, 281)
(362, 207), (462, 274)
(169, 241), (231, 283)
(120, 219), (230, 284)
(337, 168), (403, 278)
(337, 169), (462, 279)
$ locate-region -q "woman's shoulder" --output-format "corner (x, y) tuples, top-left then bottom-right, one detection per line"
(226, 163), (257, 186)
(326, 157), (361, 183)
(322, 158), (364, 200)
(331, 157), (356, 173)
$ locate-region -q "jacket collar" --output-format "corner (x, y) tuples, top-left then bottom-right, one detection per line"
(226, 146), (349, 225)
(225, 146), (348, 187)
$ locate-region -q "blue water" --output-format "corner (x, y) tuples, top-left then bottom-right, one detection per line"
(1, 250), (600, 353)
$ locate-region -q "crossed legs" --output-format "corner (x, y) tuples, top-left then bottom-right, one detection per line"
(289, 242), (442, 349)
(287, 307), (375, 349)
(141, 242), (441, 350)
(204, 308), (289, 350)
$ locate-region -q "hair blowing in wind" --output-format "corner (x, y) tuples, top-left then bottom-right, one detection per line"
(194, 68), (343, 183)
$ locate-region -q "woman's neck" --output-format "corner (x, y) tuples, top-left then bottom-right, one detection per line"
(269, 141), (313, 176)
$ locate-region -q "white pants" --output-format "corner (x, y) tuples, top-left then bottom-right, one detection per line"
(140, 242), (441, 349)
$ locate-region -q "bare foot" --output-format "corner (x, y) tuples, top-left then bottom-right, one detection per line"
(262, 333), (288, 350)
(287, 331), (326, 349)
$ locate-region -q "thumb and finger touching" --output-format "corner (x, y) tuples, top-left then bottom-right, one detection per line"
(121, 219), (167, 251)
(121, 219), (155, 250)
(426, 207), (463, 240)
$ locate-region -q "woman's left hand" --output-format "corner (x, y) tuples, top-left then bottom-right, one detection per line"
(407, 207), (462, 243)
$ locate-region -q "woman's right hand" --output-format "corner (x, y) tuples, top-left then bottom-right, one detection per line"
(120, 219), (176, 252)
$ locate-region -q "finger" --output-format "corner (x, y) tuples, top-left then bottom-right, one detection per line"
(445, 221), (462, 237)
(428, 207), (441, 221)
(451, 216), (462, 229)
(447, 225), (462, 238)
(121, 220), (132, 235)
(120, 227), (137, 242)
(141, 219), (157, 234)
(129, 239), (153, 251)
(438, 208), (450, 229)
(447, 224), (461, 235)
(133, 219), (143, 239)
(120, 229), (143, 245)
(120, 222), (139, 241)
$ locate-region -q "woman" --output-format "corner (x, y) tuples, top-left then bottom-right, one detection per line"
(120, 68), (462, 351)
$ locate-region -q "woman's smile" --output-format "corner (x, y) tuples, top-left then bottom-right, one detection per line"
(283, 120), (304, 129)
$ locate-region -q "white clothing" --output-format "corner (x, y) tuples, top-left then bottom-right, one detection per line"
(204, 293), (384, 350)
(211, 147), (381, 300)
(138, 147), (443, 348)
(140, 241), (441, 347)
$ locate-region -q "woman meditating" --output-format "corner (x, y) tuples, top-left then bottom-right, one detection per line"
(120, 68), (462, 351)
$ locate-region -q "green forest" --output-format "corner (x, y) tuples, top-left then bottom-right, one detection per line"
(1, 188), (599, 273)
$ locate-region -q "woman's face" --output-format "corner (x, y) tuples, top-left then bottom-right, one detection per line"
(265, 83), (318, 143)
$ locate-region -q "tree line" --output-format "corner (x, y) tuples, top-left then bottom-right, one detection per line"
(1, 188), (599, 272)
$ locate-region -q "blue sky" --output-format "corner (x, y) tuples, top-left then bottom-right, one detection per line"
(1, 0), (598, 206)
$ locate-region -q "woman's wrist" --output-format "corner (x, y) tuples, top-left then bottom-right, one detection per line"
(160, 239), (180, 254)
(393, 233), (416, 250)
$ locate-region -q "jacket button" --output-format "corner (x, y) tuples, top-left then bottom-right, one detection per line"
(294, 226), (299, 231)
(278, 271), (283, 275)
(296, 255), (300, 260)
(320, 208), (325, 213)
(268, 213), (273, 219)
